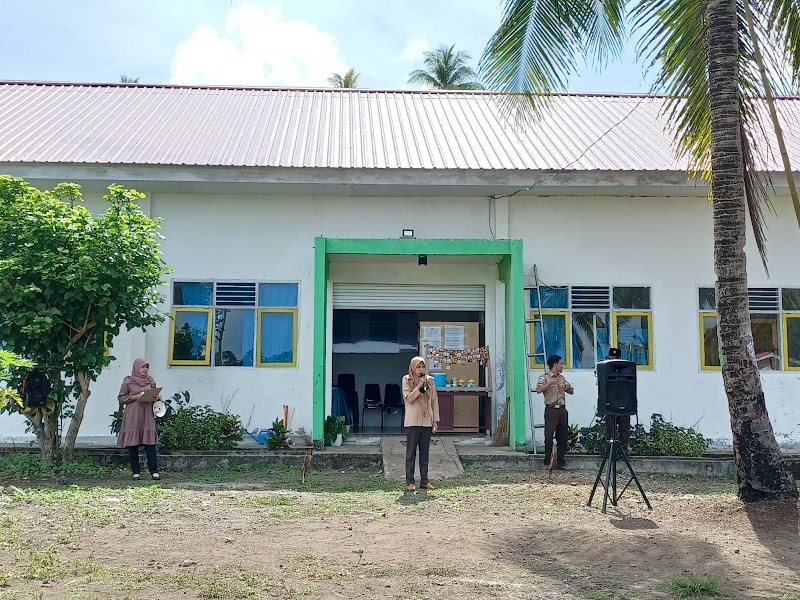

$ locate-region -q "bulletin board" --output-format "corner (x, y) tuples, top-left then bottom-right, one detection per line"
(419, 321), (480, 383)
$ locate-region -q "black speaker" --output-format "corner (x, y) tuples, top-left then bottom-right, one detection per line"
(597, 359), (637, 416)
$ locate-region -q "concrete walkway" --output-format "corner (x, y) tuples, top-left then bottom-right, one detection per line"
(380, 435), (464, 481)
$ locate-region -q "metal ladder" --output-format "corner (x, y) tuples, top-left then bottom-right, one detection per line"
(523, 265), (548, 455)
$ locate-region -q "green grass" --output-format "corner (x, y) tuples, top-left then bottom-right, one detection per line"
(665, 574), (724, 598)
(770, 595), (800, 600)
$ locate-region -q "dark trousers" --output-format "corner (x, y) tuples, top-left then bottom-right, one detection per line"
(543, 406), (569, 466)
(127, 444), (158, 475)
(405, 426), (433, 485)
(605, 415), (631, 450)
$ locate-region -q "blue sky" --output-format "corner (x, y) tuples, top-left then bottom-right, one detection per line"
(0, 0), (653, 92)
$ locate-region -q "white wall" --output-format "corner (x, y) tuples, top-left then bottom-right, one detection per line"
(510, 193), (800, 446)
(3, 188), (797, 448)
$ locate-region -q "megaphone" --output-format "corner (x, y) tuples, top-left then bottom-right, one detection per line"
(152, 400), (167, 418)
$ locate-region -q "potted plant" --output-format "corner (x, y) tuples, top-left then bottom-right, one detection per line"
(266, 417), (289, 450)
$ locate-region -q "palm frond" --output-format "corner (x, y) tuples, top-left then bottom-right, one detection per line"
(480, 0), (626, 122)
(408, 44), (483, 89)
(632, 0), (786, 269)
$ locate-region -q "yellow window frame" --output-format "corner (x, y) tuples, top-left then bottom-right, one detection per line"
(529, 310), (570, 369)
(782, 314), (800, 371)
(257, 308), (298, 368)
(612, 311), (653, 370)
(168, 308), (213, 366)
(699, 311), (721, 371)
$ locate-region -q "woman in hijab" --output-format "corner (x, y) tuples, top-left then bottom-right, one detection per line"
(117, 357), (160, 480)
(401, 356), (440, 492)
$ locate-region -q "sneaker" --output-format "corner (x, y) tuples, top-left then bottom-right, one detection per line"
(420, 482), (435, 490)
(132, 474), (140, 480)
(151, 473), (160, 480)
(406, 484), (416, 492)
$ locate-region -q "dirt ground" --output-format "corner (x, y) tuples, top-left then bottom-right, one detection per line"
(0, 466), (798, 600)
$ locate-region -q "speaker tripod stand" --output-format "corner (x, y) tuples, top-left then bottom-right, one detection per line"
(587, 416), (653, 513)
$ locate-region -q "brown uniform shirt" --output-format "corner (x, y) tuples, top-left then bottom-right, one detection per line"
(537, 371), (572, 406)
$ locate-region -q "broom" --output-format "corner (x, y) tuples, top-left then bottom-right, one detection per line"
(491, 398), (510, 446)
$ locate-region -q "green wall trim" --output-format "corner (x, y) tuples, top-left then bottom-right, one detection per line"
(325, 238), (516, 256)
(312, 238), (328, 443)
(312, 237), (526, 449)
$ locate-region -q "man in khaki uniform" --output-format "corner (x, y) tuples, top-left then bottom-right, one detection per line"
(536, 354), (574, 469)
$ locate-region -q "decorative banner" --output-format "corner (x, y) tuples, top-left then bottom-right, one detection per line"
(426, 346), (490, 367)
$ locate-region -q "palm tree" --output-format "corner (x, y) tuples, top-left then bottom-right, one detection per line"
(328, 68), (360, 88)
(408, 44), (484, 90)
(119, 75), (140, 84)
(481, 0), (800, 501)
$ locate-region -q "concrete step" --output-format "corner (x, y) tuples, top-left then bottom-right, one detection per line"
(380, 435), (464, 482)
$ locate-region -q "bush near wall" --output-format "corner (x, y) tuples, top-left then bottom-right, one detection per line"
(110, 391), (243, 452)
(577, 413), (709, 457)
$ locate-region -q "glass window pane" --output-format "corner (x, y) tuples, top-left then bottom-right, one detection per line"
(531, 286), (568, 309)
(615, 314), (651, 366)
(173, 282), (212, 306)
(572, 312), (608, 369)
(786, 317), (800, 369)
(699, 288), (716, 310)
(702, 315), (720, 367)
(782, 288), (800, 311)
(259, 283), (298, 307)
(595, 313), (610, 362)
(752, 314), (779, 370)
(613, 287), (650, 310)
(172, 311), (210, 362)
(214, 309), (254, 367)
(533, 314), (567, 366)
(261, 312), (296, 365)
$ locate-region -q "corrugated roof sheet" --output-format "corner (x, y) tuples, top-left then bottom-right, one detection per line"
(1, 81), (799, 172)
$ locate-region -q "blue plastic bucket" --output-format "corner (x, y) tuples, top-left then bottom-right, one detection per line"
(431, 373), (447, 388)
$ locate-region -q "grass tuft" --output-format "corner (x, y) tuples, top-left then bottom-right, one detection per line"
(665, 573), (724, 598)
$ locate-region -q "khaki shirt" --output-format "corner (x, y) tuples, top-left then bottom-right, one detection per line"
(537, 371), (572, 406)
(402, 375), (440, 427)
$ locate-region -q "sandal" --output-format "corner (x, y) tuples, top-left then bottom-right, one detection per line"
(151, 473), (160, 480)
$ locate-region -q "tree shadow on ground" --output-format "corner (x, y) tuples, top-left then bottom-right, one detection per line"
(743, 498), (800, 588)
(495, 505), (794, 600)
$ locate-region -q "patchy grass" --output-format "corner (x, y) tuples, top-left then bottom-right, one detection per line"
(665, 573), (724, 598)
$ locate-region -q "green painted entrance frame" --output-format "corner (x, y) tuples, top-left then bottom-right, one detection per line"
(313, 237), (526, 449)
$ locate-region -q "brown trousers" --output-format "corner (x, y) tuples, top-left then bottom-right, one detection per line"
(405, 426), (433, 485)
(543, 405), (569, 466)
(605, 415), (631, 451)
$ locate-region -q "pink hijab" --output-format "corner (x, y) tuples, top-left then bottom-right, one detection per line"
(124, 357), (155, 388)
(408, 356), (432, 399)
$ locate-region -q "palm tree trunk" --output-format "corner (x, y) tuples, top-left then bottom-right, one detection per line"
(707, 0), (798, 500)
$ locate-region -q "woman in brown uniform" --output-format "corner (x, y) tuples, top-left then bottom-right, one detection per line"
(401, 356), (440, 492)
(117, 357), (160, 480)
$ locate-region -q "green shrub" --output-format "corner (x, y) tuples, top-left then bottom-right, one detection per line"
(576, 414), (709, 457)
(111, 390), (242, 451)
(266, 418), (288, 450)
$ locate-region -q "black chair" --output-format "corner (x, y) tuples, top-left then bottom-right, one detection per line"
(337, 374), (359, 431)
(361, 383), (384, 431)
(383, 383), (404, 431)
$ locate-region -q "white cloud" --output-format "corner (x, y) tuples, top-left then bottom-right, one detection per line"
(169, 3), (345, 86)
(395, 37), (430, 63)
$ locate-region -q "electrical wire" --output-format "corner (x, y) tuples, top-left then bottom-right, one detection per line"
(489, 90), (657, 201)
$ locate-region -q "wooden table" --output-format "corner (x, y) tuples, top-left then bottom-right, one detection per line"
(435, 387), (492, 433)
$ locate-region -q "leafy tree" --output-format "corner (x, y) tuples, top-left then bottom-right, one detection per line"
(408, 44), (484, 90)
(119, 75), (140, 83)
(328, 68), (360, 88)
(0, 176), (171, 461)
(481, 0), (799, 500)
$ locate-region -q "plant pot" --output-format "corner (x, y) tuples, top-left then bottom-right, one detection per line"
(332, 433), (343, 447)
